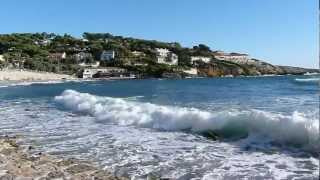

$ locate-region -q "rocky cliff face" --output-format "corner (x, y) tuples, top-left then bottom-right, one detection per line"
(278, 66), (320, 75)
(197, 61), (248, 77)
(197, 59), (319, 77)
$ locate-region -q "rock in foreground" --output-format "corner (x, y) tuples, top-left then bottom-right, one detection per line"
(0, 136), (126, 180)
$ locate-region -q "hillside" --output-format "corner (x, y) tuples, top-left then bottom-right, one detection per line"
(0, 33), (318, 78)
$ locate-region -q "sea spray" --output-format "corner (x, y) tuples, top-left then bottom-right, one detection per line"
(54, 89), (319, 153)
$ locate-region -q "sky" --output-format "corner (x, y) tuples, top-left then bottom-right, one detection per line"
(0, 0), (318, 68)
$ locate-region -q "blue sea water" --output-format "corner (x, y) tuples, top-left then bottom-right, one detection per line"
(0, 75), (319, 179)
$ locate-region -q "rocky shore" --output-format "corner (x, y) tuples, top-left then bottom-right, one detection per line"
(197, 59), (319, 77)
(0, 136), (127, 180)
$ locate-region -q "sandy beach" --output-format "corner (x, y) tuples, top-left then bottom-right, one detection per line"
(0, 69), (74, 81)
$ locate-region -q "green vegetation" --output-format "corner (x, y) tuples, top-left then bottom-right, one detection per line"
(0, 32), (252, 77)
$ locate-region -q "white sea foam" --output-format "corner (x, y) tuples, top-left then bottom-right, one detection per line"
(304, 72), (320, 76)
(0, 80), (65, 88)
(55, 90), (319, 153)
(295, 78), (320, 82)
(0, 79), (100, 88)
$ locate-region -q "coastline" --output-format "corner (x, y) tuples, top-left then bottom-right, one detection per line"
(0, 69), (318, 89)
(0, 135), (127, 180)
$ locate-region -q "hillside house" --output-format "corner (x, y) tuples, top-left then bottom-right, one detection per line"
(213, 51), (250, 62)
(73, 52), (93, 62)
(191, 56), (211, 65)
(155, 48), (178, 66)
(100, 50), (115, 61)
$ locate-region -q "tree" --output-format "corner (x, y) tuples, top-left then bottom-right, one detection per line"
(198, 44), (211, 52)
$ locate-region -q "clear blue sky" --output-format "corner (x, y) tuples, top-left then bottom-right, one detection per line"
(0, 0), (318, 68)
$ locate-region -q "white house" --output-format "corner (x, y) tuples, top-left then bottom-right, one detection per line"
(213, 51), (250, 62)
(191, 56), (211, 65)
(82, 67), (126, 79)
(74, 52), (93, 62)
(155, 48), (178, 66)
(100, 50), (115, 61)
(34, 39), (51, 46)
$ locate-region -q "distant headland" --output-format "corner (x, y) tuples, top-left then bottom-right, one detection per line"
(0, 32), (318, 81)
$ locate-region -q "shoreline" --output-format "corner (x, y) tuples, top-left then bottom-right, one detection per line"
(0, 69), (317, 86)
(0, 69), (75, 82)
(0, 135), (127, 180)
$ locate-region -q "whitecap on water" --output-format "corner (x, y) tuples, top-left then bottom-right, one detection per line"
(295, 78), (320, 83)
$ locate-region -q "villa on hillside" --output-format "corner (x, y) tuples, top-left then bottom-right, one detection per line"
(100, 50), (115, 61)
(155, 48), (178, 66)
(190, 56), (211, 65)
(213, 51), (250, 62)
(73, 52), (93, 62)
(34, 39), (51, 46)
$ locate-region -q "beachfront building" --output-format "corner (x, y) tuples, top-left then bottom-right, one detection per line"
(100, 50), (115, 61)
(82, 67), (127, 79)
(213, 51), (250, 62)
(190, 56), (211, 65)
(155, 48), (178, 66)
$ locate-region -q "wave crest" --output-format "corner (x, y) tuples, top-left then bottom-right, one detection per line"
(55, 90), (319, 153)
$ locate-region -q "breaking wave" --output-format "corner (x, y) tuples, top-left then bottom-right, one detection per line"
(55, 90), (319, 153)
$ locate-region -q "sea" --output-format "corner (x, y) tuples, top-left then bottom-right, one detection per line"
(0, 75), (319, 179)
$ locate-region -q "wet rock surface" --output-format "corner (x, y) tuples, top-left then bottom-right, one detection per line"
(0, 136), (127, 180)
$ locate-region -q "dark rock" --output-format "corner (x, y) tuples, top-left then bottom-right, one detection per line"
(201, 131), (219, 140)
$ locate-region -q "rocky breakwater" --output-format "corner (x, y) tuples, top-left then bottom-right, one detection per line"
(0, 136), (127, 180)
